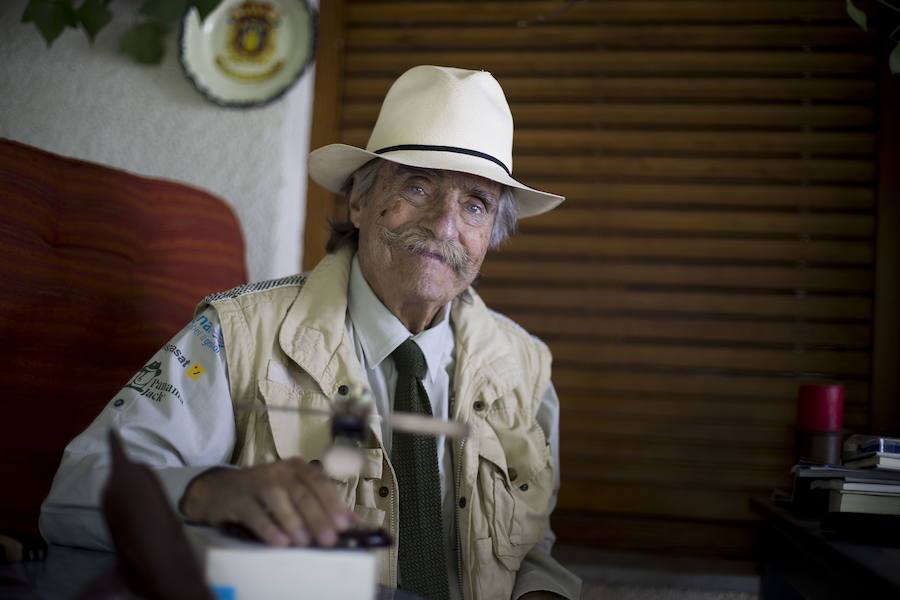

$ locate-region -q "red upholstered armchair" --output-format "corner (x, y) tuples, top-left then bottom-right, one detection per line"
(0, 139), (248, 537)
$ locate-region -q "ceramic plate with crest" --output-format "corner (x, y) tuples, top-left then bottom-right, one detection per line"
(180, 0), (316, 108)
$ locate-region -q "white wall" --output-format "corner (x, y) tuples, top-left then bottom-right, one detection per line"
(0, 0), (315, 281)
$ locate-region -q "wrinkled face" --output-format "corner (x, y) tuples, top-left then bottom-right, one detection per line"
(350, 163), (501, 308)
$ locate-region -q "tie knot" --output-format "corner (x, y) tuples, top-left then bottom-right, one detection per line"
(391, 338), (427, 380)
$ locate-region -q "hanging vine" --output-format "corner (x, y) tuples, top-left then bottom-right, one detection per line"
(21, 0), (223, 64)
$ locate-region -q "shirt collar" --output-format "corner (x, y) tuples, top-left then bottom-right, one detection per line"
(348, 254), (452, 384)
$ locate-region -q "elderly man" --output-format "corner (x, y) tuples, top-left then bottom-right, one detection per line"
(41, 65), (582, 600)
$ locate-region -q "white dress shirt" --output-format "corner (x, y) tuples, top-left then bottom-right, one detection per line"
(40, 255), (579, 599)
(346, 256), (463, 597)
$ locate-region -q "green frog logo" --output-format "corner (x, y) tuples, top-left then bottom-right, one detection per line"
(126, 361), (163, 393)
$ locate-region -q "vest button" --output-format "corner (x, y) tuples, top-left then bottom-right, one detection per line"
(519, 483), (529, 492)
(113, 398), (125, 408)
(379, 486), (389, 498)
(337, 384), (349, 396)
(458, 497), (467, 509)
(473, 400), (485, 411)
(508, 468), (518, 482)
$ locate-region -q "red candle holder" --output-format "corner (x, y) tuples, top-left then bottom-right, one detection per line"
(795, 384), (845, 465)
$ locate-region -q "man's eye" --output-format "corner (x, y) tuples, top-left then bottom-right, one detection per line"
(466, 202), (484, 215)
(407, 184), (426, 195)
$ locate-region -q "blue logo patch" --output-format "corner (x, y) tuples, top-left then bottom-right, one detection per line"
(190, 314), (224, 355)
(211, 586), (236, 600)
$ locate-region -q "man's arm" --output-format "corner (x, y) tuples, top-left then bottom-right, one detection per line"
(40, 306), (356, 551)
(513, 383), (582, 600)
(39, 307), (236, 550)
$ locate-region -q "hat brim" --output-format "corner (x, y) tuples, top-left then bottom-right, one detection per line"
(308, 143), (563, 219)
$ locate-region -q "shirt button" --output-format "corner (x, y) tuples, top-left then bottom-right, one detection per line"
(379, 486), (390, 498)
(458, 497), (467, 509)
(473, 400), (485, 411)
(337, 384), (349, 396)
(113, 398), (125, 408)
(508, 468), (518, 482)
(519, 483), (529, 492)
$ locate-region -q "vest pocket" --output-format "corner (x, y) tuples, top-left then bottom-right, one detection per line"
(473, 536), (515, 600)
(257, 378), (332, 462)
(352, 448), (384, 509)
(476, 414), (554, 572)
(352, 504), (386, 529)
(477, 446), (530, 572)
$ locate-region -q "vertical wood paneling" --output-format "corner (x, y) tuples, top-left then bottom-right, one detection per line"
(303, 0), (347, 271)
(307, 0), (881, 557)
(870, 6), (900, 436)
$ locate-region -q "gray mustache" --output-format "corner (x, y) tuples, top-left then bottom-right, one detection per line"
(380, 227), (474, 277)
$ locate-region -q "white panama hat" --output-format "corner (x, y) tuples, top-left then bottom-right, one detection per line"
(308, 65), (564, 218)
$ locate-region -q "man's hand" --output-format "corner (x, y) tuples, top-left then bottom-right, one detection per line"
(179, 458), (356, 547)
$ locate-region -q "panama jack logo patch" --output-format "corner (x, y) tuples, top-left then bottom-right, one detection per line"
(125, 360), (184, 405)
(126, 361), (163, 393)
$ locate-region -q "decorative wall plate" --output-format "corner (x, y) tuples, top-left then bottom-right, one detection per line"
(180, 0), (316, 108)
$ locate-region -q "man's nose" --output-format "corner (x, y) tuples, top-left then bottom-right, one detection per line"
(421, 192), (460, 241)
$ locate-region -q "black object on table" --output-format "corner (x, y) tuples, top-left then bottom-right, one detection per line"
(752, 496), (900, 599)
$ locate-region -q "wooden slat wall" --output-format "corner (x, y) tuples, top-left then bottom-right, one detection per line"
(306, 0), (879, 557)
(871, 8), (900, 438)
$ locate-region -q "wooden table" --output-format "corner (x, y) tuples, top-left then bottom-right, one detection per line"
(752, 497), (900, 599)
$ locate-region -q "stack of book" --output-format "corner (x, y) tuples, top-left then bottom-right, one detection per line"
(815, 476), (900, 515)
(793, 435), (900, 517)
(793, 464), (900, 515)
(843, 435), (900, 470)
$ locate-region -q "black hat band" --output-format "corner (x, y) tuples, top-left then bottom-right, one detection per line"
(373, 144), (512, 177)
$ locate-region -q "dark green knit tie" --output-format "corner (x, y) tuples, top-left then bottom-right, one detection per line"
(391, 338), (450, 600)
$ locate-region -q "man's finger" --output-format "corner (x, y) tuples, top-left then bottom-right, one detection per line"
(242, 503), (291, 547)
(257, 486), (310, 546)
(290, 460), (353, 530)
(288, 483), (339, 547)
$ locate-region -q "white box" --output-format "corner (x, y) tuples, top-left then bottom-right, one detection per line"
(185, 526), (376, 600)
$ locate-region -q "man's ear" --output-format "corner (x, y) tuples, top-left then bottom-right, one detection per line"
(348, 161), (382, 228)
(348, 189), (363, 228)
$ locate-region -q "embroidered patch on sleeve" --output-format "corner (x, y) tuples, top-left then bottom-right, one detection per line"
(186, 363), (206, 381)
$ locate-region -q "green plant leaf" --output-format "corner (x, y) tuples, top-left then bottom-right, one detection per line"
(21, 0), (78, 46)
(76, 0), (112, 43)
(191, 0), (223, 22)
(120, 20), (167, 64)
(138, 0), (186, 24)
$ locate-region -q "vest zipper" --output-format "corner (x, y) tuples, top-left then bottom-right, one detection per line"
(389, 461), (398, 588)
(454, 436), (466, 598)
(380, 432), (398, 588)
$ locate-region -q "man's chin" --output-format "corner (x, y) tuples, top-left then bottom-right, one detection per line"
(389, 252), (477, 300)
(401, 275), (467, 306)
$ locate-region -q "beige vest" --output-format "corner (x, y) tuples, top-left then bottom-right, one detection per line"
(198, 246), (554, 600)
